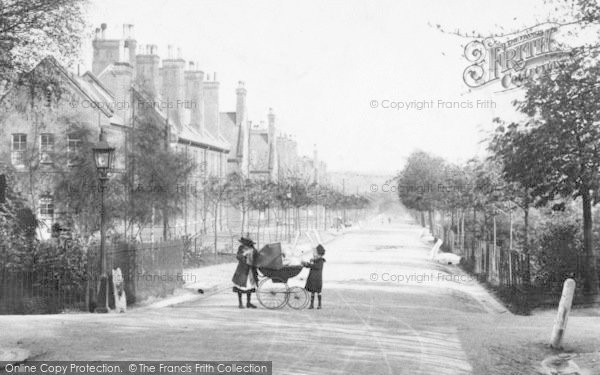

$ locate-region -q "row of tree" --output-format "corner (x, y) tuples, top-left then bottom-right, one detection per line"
(0, 102), (370, 248)
(399, 0), (600, 294)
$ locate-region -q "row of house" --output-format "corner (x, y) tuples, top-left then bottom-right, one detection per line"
(0, 23), (328, 239)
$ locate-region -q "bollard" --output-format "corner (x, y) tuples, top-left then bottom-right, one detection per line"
(550, 278), (576, 349)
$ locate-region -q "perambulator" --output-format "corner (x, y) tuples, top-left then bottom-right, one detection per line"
(253, 243), (309, 309)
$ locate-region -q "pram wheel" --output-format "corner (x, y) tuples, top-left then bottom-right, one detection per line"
(287, 287), (309, 309)
(257, 278), (289, 309)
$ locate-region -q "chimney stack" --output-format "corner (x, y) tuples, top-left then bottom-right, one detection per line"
(185, 61), (205, 132)
(92, 23), (121, 75)
(123, 24), (136, 70)
(161, 51), (186, 126)
(203, 75), (220, 137)
(136, 44), (160, 96)
(236, 81), (247, 128)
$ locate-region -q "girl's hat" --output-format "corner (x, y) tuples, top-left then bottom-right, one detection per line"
(316, 244), (326, 255)
(239, 237), (255, 247)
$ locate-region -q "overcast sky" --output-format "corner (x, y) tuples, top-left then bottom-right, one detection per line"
(82, 0), (567, 175)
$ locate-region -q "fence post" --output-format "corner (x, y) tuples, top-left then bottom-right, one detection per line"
(550, 278), (576, 349)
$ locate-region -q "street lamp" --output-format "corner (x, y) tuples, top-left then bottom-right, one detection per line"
(92, 130), (115, 313)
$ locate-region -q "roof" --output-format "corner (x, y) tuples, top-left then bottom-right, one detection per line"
(5, 56), (126, 128)
(133, 86), (230, 152)
(220, 112), (240, 157)
(38, 56), (116, 119)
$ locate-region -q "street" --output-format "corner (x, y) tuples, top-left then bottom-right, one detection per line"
(2, 206), (600, 375)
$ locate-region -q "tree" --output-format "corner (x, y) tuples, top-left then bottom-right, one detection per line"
(288, 177), (311, 232)
(53, 119), (119, 242)
(0, 172), (38, 270)
(396, 151), (446, 232)
(203, 176), (230, 255)
(227, 172), (252, 236)
(124, 110), (196, 240)
(0, 0), (87, 103)
(491, 53), (600, 294)
(247, 179), (276, 247)
(274, 178), (293, 240)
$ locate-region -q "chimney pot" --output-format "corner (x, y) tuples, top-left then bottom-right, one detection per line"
(168, 45), (173, 59)
(177, 47), (182, 59)
(100, 23), (107, 39)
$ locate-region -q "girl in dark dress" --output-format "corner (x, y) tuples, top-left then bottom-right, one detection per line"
(302, 244), (326, 309)
(232, 237), (259, 308)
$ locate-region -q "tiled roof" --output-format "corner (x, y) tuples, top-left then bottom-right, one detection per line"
(132, 87), (230, 152)
(35, 56), (116, 119)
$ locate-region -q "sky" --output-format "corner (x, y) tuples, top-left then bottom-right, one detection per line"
(81, 0), (570, 175)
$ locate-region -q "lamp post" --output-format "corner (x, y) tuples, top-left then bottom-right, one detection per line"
(92, 130), (115, 313)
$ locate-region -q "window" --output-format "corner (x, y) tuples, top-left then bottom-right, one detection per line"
(40, 133), (54, 164)
(11, 134), (26, 167)
(67, 134), (81, 166)
(39, 196), (54, 218)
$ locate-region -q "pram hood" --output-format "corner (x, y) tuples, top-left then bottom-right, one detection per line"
(254, 243), (284, 270)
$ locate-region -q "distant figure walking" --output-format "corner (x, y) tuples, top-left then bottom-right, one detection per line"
(302, 244), (326, 309)
(232, 237), (259, 309)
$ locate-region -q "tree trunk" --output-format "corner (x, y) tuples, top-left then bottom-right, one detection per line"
(240, 209), (246, 237)
(428, 209), (434, 236)
(461, 211), (465, 250)
(257, 210), (261, 249)
(162, 205), (168, 240)
(151, 205), (156, 245)
(523, 200), (530, 287)
(214, 203), (218, 257)
(582, 189), (599, 294)
(482, 211), (487, 241)
(306, 207), (309, 231)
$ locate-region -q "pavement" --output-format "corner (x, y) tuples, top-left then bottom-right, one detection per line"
(1, 206), (600, 374)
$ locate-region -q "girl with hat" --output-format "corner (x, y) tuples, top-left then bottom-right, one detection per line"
(302, 244), (326, 309)
(232, 237), (259, 308)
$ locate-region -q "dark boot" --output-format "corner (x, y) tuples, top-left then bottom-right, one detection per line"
(237, 292), (244, 308)
(317, 294), (322, 309)
(308, 294), (314, 309)
(246, 292), (257, 308)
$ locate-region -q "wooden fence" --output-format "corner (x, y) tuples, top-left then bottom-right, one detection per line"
(422, 210), (600, 308)
(431, 216), (529, 291)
